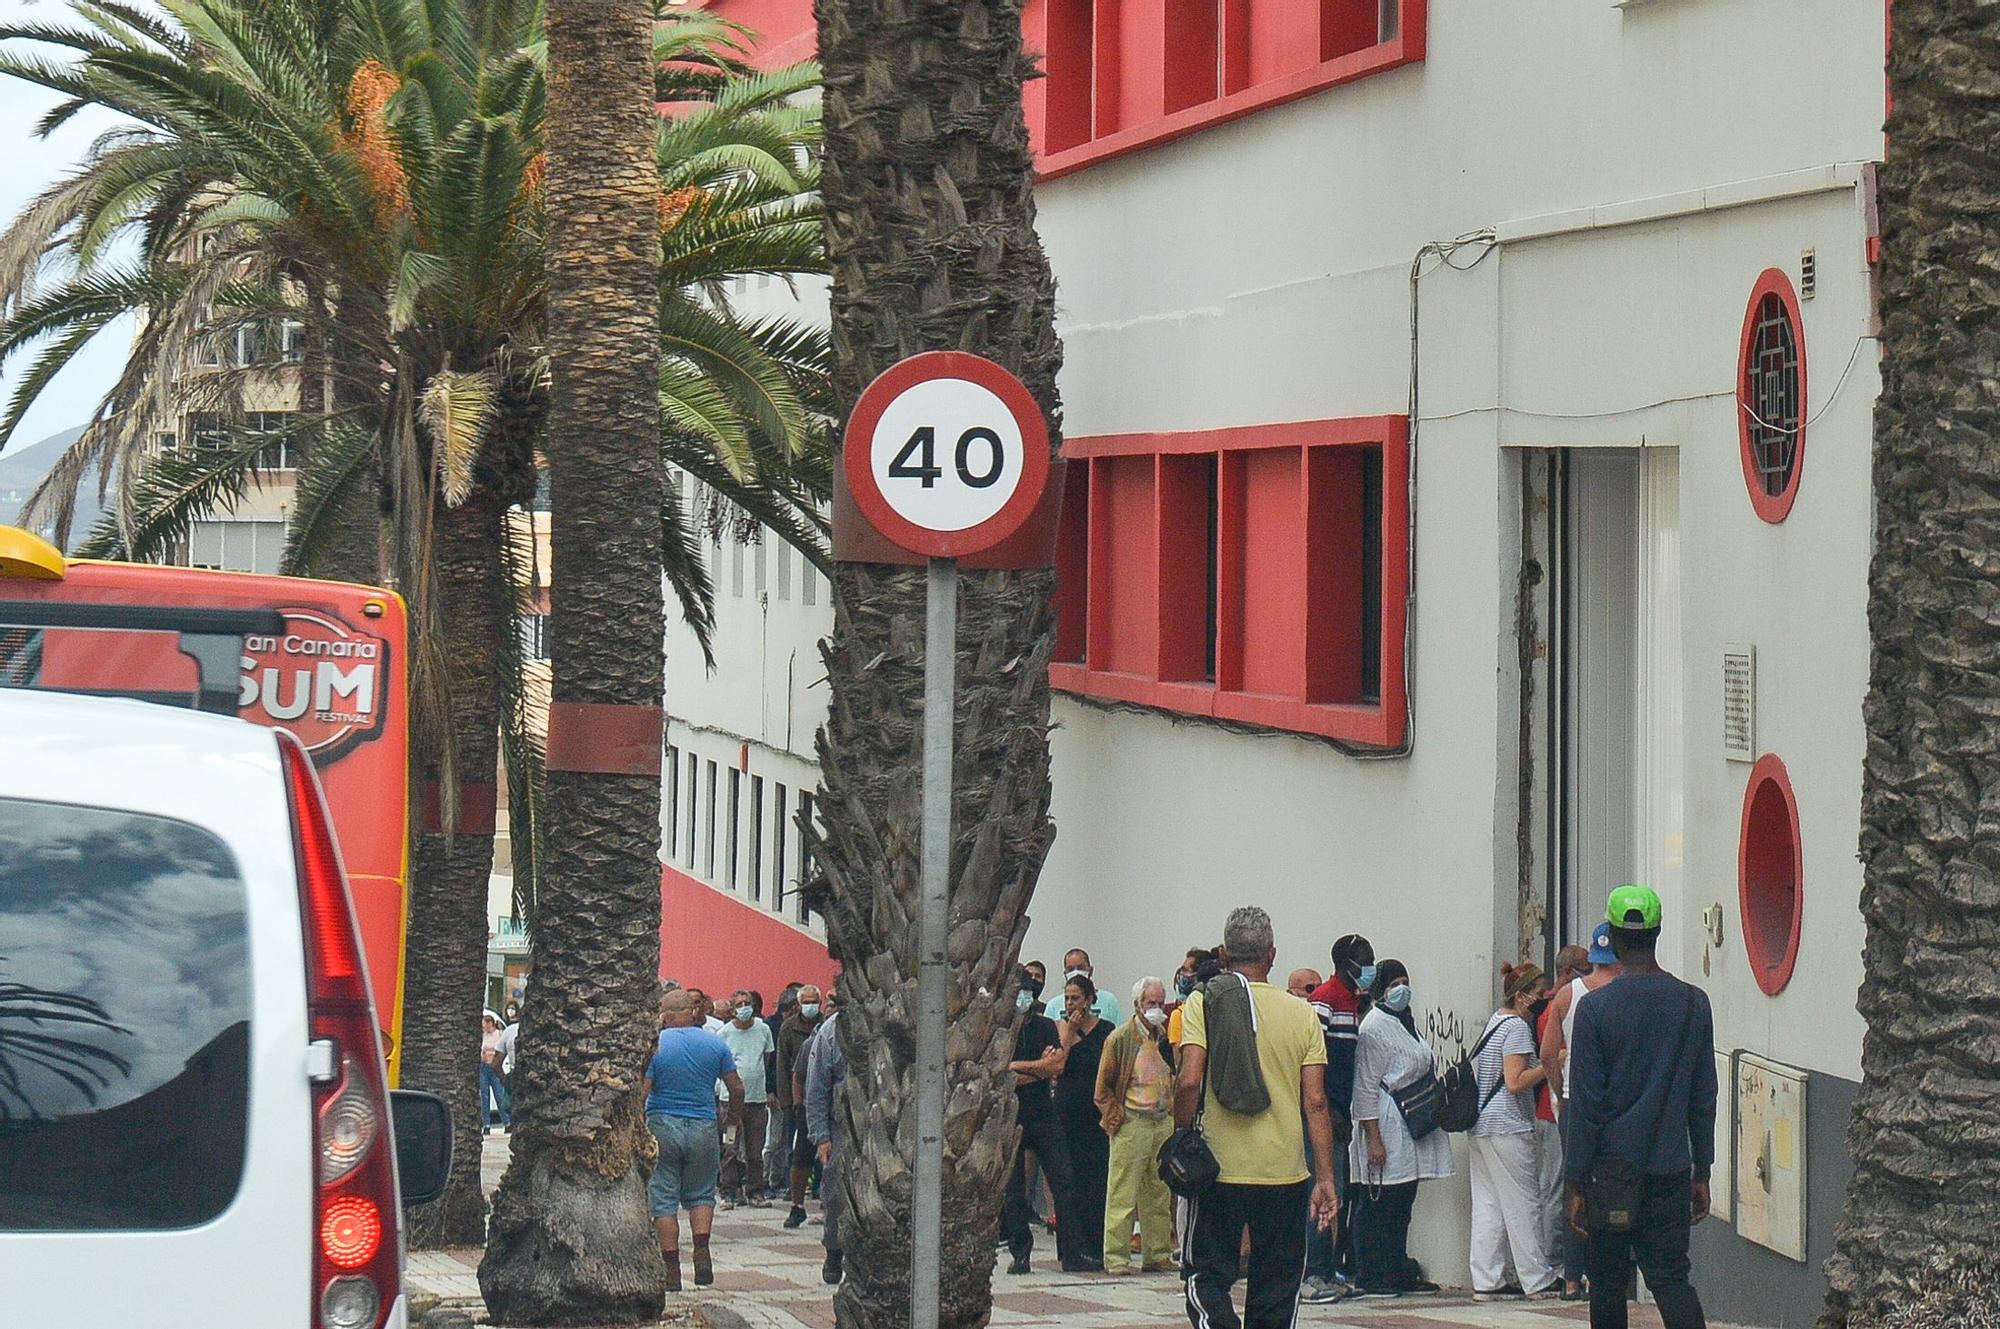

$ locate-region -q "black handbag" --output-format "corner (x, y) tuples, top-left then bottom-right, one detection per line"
(1157, 1019), (1219, 1197)
(1587, 984), (1698, 1233)
(1388, 1066), (1443, 1140)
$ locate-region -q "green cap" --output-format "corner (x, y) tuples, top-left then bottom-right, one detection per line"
(1606, 884), (1662, 931)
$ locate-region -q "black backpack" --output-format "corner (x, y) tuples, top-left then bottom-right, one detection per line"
(1435, 1016), (1525, 1134)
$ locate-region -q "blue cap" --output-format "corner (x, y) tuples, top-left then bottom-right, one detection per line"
(1587, 922), (1617, 966)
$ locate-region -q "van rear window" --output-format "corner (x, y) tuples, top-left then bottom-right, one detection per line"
(0, 798), (251, 1230)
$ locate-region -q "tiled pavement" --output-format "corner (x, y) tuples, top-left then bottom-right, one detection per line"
(407, 1133), (1672, 1329)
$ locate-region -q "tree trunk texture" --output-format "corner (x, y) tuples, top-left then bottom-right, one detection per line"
(810, 2), (1064, 1326)
(401, 488), (509, 1249)
(1821, 7), (2000, 1327)
(477, 0), (668, 1321)
(306, 460), (384, 585)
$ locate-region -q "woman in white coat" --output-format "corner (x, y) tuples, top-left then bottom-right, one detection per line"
(1349, 960), (1454, 1297)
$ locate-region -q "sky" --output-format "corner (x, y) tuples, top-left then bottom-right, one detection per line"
(0, 1), (139, 455)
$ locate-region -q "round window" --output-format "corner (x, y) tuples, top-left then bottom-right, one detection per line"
(1738, 753), (1803, 995)
(1738, 269), (1807, 523)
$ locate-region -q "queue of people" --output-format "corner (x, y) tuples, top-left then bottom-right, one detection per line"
(992, 885), (1714, 1329)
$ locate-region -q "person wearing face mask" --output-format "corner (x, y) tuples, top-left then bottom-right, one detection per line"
(1167, 948), (1223, 1047)
(1469, 964), (1556, 1300)
(1349, 960), (1453, 1298)
(777, 983), (826, 1229)
(1094, 977), (1176, 1273)
(1302, 934), (1376, 1301)
(1002, 964), (1084, 1274)
(1063, 948), (1122, 1024)
(1055, 974), (1113, 1273)
(715, 989), (777, 1209)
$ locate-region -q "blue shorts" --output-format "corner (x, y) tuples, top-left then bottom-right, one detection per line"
(647, 1112), (722, 1216)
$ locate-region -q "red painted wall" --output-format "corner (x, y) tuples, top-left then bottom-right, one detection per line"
(697, 0), (818, 68)
(660, 863), (839, 1005)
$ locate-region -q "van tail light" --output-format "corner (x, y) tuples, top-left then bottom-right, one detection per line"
(280, 731), (401, 1329)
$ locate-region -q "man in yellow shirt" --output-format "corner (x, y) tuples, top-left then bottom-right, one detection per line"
(1176, 907), (1340, 1329)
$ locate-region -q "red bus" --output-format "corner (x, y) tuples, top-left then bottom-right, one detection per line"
(0, 525), (412, 1078)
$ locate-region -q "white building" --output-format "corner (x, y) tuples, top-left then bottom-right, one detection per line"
(668, 1), (1884, 1317)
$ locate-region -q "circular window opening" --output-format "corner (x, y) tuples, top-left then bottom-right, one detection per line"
(1738, 269), (1807, 523)
(1738, 753), (1803, 995)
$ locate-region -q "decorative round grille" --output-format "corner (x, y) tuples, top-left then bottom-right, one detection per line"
(1737, 270), (1807, 522)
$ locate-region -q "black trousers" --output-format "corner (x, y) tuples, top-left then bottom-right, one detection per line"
(1586, 1173), (1706, 1329)
(1352, 1180), (1419, 1291)
(1003, 1110), (1084, 1265)
(1181, 1180), (1311, 1329)
(1061, 1103), (1109, 1263)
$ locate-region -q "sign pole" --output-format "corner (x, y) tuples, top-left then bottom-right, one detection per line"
(911, 555), (956, 1329)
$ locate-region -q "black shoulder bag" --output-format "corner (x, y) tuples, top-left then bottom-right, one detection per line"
(1587, 984), (1698, 1233)
(1158, 1005), (1220, 1197)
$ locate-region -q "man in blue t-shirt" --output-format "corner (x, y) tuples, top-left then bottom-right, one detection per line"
(645, 988), (744, 1291)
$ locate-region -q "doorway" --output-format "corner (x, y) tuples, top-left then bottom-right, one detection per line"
(1528, 448), (1683, 961)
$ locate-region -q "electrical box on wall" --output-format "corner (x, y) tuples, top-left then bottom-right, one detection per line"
(1735, 1053), (1809, 1262)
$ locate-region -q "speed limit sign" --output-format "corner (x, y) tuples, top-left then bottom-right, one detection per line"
(842, 351), (1051, 559)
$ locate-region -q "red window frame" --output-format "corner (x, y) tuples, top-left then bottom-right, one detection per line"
(1023, 0), (1428, 180)
(1049, 415), (1408, 747)
(1737, 268), (1808, 524)
(1738, 753), (1804, 997)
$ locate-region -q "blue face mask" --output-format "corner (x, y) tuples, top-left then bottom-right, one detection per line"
(1016, 990), (1035, 1011)
(800, 1002), (821, 1019)
(1353, 964), (1379, 993)
(1381, 984), (1413, 1014)
(735, 1006), (754, 1021)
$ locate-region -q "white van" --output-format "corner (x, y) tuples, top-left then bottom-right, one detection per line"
(0, 691), (449, 1329)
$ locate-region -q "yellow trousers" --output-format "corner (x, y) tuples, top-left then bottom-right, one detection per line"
(1102, 1111), (1175, 1269)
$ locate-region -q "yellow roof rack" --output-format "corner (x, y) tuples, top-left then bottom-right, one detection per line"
(0, 525), (66, 581)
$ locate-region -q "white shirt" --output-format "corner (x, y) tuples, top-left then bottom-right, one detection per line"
(717, 1018), (776, 1103)
(1349, 1007), (1454, 1186)
(498, 1023), (518, 1075)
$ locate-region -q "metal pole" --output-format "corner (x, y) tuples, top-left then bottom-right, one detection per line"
(912, 556), (956, 1329)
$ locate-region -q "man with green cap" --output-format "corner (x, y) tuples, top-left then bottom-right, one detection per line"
(1562, 885), (1717, 1329)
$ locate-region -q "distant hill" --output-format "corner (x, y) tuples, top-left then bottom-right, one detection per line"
(0, 425), (104, 539)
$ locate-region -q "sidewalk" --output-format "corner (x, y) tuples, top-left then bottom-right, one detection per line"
(408, 1133), (1671, 1329)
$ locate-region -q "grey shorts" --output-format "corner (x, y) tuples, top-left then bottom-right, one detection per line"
(647, 1112), (722, 1216)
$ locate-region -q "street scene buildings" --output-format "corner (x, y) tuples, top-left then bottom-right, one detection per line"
(664, 3), (1882, 1322)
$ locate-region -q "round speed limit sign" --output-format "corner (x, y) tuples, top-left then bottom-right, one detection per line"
(844, 351), (1051, 559)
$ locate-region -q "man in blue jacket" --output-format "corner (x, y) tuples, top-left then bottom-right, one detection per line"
(804, 1001), (848, 1287)
(1564, 886), (1717, 1329)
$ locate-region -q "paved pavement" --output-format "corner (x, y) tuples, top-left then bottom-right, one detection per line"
(407, 1133), (1671, 1329)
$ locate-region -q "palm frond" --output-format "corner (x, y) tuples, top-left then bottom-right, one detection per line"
(418, 366), (497, 507)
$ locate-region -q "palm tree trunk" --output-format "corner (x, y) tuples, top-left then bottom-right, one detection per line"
(809, 2), (1064, 1325)
(477, 0), (668, 1320)
(401, 486), (509, 1250)
(1820, 7), (2000, 1326)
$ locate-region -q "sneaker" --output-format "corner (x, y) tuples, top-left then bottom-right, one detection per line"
(1060, 1258), (1105, 1274)
(822, 1250), (843, 1285)
(1474, 1289), (1525, 1303)
(1527, 1285), (1563, 1301)
(1006, 1255), (1031, 1276)
(1303, 1276), (1349, 1304)
(1561, 1282), (1590, 1302)
(1347, 1285), (1401, 1299)
(717, 1196), (738, 1212)
(1402, 1280), (1442, 1296)
(783, 1205), (807, 1229)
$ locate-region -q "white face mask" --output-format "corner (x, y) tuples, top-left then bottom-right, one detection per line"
(1142, 1007), (1167, 1027)
(735, 1006), (754, 1022)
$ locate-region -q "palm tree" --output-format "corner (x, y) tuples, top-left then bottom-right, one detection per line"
(1820, 6), (2000, 1326)
(0, 0), (831, 1252)
(474, 0), (673, 1316)
(806, 0), (1064, 1324)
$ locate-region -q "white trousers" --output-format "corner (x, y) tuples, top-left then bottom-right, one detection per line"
(1469, 1131), (1556, 1294)
(1534, 1117), (1566, 1264)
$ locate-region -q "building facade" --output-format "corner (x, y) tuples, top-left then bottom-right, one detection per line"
(667, 1), (1887, 1319)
